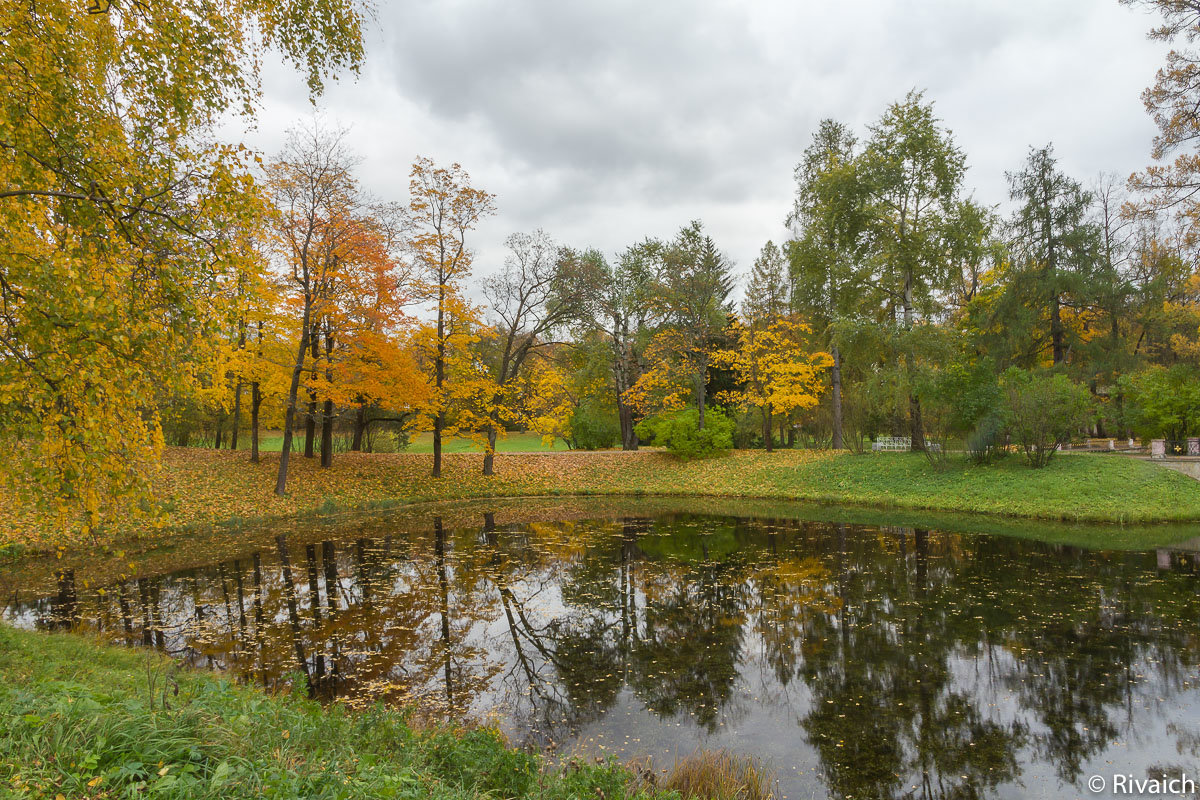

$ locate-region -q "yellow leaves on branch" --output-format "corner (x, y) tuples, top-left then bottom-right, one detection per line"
(713, 316), (833, 417)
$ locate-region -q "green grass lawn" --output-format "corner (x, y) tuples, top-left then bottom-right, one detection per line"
(781, 451), (1199, 525)
(0, 626), (668, 800)
(222, 430), (569, 454)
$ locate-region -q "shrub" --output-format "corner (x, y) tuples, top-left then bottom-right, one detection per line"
(1001, 369), (1094, 468)
(634, 407), (734, 460)
(568, 401), (621, 450)
(1121, 364), (1200, 442)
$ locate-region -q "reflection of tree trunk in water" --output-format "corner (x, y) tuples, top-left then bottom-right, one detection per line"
(321, 541), (340, 681)
(54, 569), (78, 629)
(138, 578), (153, 646)
(304, 544), (326, 681)
(252, 552), (266, 682)
(321, 541), (340, 615)
(217, 563), (236, 664)
(434, 517), (453, 708)
(151, 580), (166, 650)
(117, 581), (134, 643)
(275, 534), (311, 687)
(233, 559), (248, 667)
(837, 524), (849, 653)
(355, 538), (372, 609)
(914, 528), (928, 592)
(190, 572), (211, 666)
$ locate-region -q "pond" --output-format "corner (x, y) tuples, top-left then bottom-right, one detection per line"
(5, 498), (1200, 800)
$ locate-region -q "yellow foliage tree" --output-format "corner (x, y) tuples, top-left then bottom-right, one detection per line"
(713, 318), (833, 452)
(0, 1), (366, 543)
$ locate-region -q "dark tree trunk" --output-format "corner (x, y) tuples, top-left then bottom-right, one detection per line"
(483, 428), (497, 476)
(320, 398), (334, 468)
(250, 383), (262, 463)
(320, 329), (334, 468)
(230, 383), (242, 451)
(276, 309), (311, 495)
(909, 394), (926, 452)
(831, 345), (844, 450)
(304, 327), (319, 458)
(214, 421), (223, 450)
(433, 283), (446, 478)
(762, 404), (773, 452)
(619, 402), (638, 450)
(351, 404), (366, 452)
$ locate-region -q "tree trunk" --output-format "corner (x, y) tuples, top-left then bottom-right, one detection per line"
(275, 311), (310, 496)
(214, 419), (223, 450)
(250, 382), (262, 464)
(1051, 294), (1065, 364)
(831, 345), (844, 450)
(320, 398), (334, 468)
(304, 328), (319, 458)
(618, 402), (638, 450)
(483, 428), (497, 476)
(697, 368), (707, 431)
(320, 329), (334, 468)
(909, 394), (926, 452)
(902, 270), (924, 452)
(762, 403), (773, 452)
(351, 404), (366, 452)
(230, 382), (242, 451)
(433, 283), (446, 478)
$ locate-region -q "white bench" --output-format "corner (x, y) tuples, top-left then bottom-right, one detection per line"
(871, 436), (941, 453)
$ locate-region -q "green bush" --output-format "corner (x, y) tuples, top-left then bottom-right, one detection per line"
(568, 401), (621, 450)
(1001, 369), (1094, 468)
(634, 407), (734, 460)
(1121, 364), (1200, 442)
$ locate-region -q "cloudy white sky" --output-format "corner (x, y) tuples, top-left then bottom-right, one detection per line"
(236, 0), (1171, 289)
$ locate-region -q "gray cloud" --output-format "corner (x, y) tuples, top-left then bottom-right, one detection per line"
(237, 0), (1171, 290)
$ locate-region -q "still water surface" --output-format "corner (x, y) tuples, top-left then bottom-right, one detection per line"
(6, 502), (1200, 799)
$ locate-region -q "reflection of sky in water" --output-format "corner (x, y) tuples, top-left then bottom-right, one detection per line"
(6, 506), (1200, 800)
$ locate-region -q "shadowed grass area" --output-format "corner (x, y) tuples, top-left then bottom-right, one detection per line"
(0, 625), (735, 800)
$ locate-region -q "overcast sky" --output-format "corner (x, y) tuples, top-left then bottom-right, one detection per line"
(235, 0), (1171, 293)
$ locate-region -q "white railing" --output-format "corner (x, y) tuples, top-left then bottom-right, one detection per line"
(871, 436), (911, 452)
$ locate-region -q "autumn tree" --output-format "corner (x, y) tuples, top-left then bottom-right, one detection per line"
(1004, 144), (1099, 366)
(268, 121), (370, 493)
(566, 243), (660, 450)
(714, 318), (833, 452)
(858, 91), (969, 450)
(643, 221), (735, 430)
(1123, 0), (1200, 234)
(0, 0), (365, 539)
(743, 242), (790, 324)
(406, 159), (496, 478)
(478, 230), (588, 475)
(788, 118), (869, 449)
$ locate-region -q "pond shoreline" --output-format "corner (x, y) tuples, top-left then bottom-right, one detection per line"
(7, 448), (1200, 557)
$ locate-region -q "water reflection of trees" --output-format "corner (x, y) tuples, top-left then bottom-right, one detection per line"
(23, 513), (1200, 800)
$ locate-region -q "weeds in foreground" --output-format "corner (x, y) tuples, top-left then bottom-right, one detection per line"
(633, 750), (778, 800)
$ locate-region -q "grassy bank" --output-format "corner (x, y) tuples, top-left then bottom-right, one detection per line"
(0, 625), (726, 800)
(7, 448), (1200, 552)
